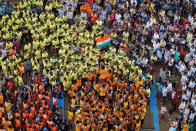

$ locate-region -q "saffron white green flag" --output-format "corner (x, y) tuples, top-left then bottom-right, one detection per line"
(96, 35), (111, 49)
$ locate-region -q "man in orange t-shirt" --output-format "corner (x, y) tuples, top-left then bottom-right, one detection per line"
(87, 6), (93, 17)
(18, 63), (25, 75)
(51, 124), (57, 131)
(80, 5), (84, 12)
(15, 116), (21, 128)
(84, 3), (90, 12)
(91, 12), (97, 22)
(75, 120), (82, 131)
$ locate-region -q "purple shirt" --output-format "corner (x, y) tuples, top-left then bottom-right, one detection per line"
(72, 2), (77, 11)
(13, 40), (20, 50)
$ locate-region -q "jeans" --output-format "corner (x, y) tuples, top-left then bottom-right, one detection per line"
(162, 96), (166, 105)
(67, 18), (73, 26)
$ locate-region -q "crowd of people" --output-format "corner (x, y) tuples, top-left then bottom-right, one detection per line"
(0, 0), (195, 130)
(148, 0), (196, 131)
(67, 49), (152, 130)
(0, 0), (150, 130)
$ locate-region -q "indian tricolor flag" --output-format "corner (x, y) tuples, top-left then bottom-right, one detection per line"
(96, 35), (111, 49)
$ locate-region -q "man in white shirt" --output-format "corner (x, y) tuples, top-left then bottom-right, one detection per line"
(190, 93), (196, 109)
(66, 0), (72, 6)
(1, 46), (7, 58)
(184, 53), (190, 63)
(160, 68), (166, 82)
(80, 11), (87, 20)
(179, 62), (186, 73)
(115, 12), (122, 23)
(183, 107), (190, 120)
(168, 57), (174, 66)
(157, 48), (163, 62)
(162, 86), (167, 105)
(178, 100), (186, 112)
(67, 6), (74, 25)
(188, 78), (195, 90)
(142, 57), (148, 65)
(175, 60), (182, 71)
(186, 88), (192, 100)
(181, 73), (188, 84)
(168, 57), (174, 72)
(164, 49), (171, 63)
(141, 57), (148, 71)
(123, 12), (130, 21)
(152, 39), (160, 52)
(188, 15), (194, 25)
(189, 110), (196, 122)
(130, 0), (137, 5)
(153, 32), (159, 40)
(190, 45), (195, 56)
(145, 20), (152, 29)
(166, 81), (172, 96)
(160, 106), (167, 119)
(170, 47), (176, 55)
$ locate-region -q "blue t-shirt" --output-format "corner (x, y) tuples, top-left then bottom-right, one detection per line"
(6, 6), (13, 13)
(0, 7), (5, 15)
(25, 61), (31, 71)
(144, 15), (148, 22)
(157, 83), (163, 92)
(58, 10), (64, 18)
(3, 4), (7, 8)
(174, 51), (180, 60)
(35, 117), (40, 122)
(36, 8), (42, 15)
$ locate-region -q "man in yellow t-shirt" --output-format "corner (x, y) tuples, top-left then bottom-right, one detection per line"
(99, 85), (107, 101)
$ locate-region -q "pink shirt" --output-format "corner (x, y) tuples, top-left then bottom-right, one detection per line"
(110, 14), (115, 20)
(173, 22), (179, 27)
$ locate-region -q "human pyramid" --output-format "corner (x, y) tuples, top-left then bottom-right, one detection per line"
(0, 0), (153, 131)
